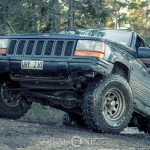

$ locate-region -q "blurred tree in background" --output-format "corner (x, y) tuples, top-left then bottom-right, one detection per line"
(127, 0), (150, 44)
(0, 0), (150, 43)
(105, 0), (128, 29)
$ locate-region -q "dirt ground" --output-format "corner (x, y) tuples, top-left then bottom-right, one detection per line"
(0, 118), (149, 150)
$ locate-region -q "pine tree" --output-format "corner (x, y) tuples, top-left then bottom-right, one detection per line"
(105, 0), (128, 29)
(128, 0), (150, 43)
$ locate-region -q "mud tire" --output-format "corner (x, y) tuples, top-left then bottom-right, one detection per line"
(82, 75), (133, 134)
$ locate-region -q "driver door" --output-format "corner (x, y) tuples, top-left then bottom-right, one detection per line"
(130, 36), (150, 107)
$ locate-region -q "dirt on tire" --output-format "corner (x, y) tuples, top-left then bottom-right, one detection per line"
(83, 75), (133, 134)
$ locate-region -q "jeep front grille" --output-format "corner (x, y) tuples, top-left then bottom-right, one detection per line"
(8, 40), (17, 55)
(55, 41), (64, 56)
(7, 39), (76, 57)
(44, 41), (54, 56)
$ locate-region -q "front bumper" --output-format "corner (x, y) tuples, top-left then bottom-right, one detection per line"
(0, 57), (114, 78)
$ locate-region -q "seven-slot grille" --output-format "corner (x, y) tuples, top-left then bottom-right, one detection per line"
(7, 39), (76, 57)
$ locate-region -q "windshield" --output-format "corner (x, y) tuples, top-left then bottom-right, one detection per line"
(60, 29), (132, 47)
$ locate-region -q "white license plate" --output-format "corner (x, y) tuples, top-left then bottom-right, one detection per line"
(21, 60), (43, 70)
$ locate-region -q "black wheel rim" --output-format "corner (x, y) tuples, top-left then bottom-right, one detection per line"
(1, 82), (21, 107)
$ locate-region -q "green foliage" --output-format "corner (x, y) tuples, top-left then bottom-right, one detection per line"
(127, 0), (150, 44)
(21, 103), (64, 125)
(74, 0), (109, 28)
(0, 0), (149, 42)
(105, 0), (129, 29)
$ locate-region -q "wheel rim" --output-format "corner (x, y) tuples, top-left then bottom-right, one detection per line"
(1, 82), (21, 107)
(103, 88), (125, 123)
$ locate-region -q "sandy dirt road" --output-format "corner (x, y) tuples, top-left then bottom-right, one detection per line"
(0, 118), (150, 150)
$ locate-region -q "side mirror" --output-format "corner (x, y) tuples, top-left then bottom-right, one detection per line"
(137, 47), (150, 58)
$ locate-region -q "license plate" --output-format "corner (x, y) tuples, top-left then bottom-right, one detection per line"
(21, 60), (43, 70)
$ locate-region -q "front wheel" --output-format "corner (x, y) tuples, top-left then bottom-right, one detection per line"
(0, 80), (31, 119)
(82, 75), (133, 134)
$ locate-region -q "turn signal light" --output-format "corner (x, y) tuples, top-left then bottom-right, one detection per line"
(0, 48), (6, 54)
(74, 50), (104, 58)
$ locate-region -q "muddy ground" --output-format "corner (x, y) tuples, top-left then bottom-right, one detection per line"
(0, 118), (149, 150)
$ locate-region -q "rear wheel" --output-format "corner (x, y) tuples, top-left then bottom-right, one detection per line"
(63, 113), (86, 128)
(0, 80), (31, 119)
(82, 75), (133, 133)
(136, 117), (150, 134)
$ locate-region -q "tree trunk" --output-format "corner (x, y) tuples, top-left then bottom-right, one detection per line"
(3, 0), (11, 34)
(68, 0), (74, 30)
(51, 0), (60, 32)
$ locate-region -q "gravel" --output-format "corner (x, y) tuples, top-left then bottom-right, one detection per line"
(0, 119), (150, 150)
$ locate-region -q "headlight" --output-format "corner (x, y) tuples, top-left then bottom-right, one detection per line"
(74, 40), (106, 58)
(0, 39), (8, 54)
(0, 39), (8, 48)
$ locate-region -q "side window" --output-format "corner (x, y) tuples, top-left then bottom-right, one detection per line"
(135, 36), (146, 50)
(136, 36), (150, 67)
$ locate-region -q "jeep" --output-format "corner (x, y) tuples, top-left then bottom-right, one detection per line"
(0, 29), (150, 134)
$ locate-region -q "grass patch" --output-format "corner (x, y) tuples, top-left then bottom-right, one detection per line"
(21, 103), (65, 125)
